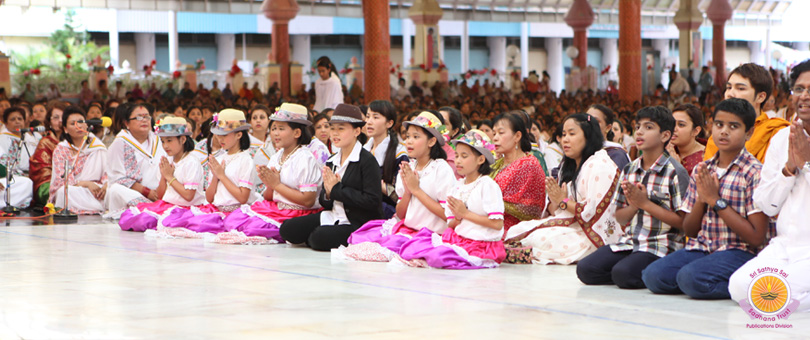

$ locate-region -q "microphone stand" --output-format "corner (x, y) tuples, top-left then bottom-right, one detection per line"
(2, 158), (20, 214)
(53, 157), (77, 222)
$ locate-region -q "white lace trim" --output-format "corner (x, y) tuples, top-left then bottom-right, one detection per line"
(429, 233), (498, 268)
(241, 205), (282, 227)
(379, 217), (401, 237)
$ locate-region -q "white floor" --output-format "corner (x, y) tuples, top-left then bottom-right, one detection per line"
(0, 218), (806, 339)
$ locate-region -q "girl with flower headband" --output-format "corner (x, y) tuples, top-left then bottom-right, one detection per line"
(210, 103), (324, 244)
(336, 111), (456, 262)
(49, 106), (108, 215)
(105, 103), (167, 218)
(118, 117), (205, 232)
(394, 130), (507, 269)
(157, 109), (260, 238)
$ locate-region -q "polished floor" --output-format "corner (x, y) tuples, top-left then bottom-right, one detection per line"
(0, 216), (806, 339)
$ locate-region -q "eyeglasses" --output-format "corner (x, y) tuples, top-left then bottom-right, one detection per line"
(72, 120), (87, 126)
(129, 115), (150, 121)
(791, 87), (810, 96)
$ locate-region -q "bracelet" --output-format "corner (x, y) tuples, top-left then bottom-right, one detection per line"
(167, 177), (177, 186)
(142, 187), (151, 197)
(784, 164), (798, 177)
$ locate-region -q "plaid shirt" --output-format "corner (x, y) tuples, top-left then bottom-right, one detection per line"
(611, 152), (689, 257)
(680, 149), (766, 254)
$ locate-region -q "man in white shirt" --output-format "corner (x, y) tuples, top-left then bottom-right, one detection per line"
(394, 78), (409, 101)
(669, 72), (691, 98)
(45, 83), (61, 100)
(728, 59), (810, 312)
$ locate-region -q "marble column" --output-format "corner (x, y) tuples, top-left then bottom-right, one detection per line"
(168, 10), (179, 71)
(134, 33), (156, 71)
(216, 34), (236, 71)
(674, 0), (703, 75)
(546, 37), (563, 94)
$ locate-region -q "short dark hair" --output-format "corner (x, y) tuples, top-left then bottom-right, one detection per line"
(790, 59), (810, 88)
(713, 98), (757, 132)
(728, 63), (773, 110)
(672, 104), (706, 139)
(238, 130), (251, 151)
(589, 104), (615, 141)
(492, 111), (532, 153)
(181, 135), (195, 153)
(439, 106), (464, 139)
(61, 106), (87, 144)
(2, 107), (25, 124)
(459, 144), (493, 176)
(636, 106), (675, 145)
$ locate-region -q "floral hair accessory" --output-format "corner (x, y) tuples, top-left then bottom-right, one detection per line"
(452, 129), (497, 164)
(210, 109), (250, 135)
(270, 103), (311, 126)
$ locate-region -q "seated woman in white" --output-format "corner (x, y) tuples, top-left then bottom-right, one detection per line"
(0, 107), (38, 209)
(506, 113), (623, 265)
(50, 107), (108, 214)
(104, 104), (166, 218)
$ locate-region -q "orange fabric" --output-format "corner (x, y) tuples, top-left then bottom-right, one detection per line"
(703, 113), (790, 163)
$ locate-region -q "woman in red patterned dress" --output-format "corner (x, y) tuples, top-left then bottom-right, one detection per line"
(666, 104), (705, 175)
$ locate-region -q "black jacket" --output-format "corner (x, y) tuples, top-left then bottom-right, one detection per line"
(320, 148), (384, 227)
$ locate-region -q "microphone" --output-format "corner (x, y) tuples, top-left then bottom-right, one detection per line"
(14, 126), (46, 133)
(86, 117), (112, 127)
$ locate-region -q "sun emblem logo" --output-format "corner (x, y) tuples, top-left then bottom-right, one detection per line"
(749, 275), (789, 314)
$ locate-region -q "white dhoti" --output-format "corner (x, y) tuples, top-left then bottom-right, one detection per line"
(728, 238), (810, 312)
(0, 176), (33, 209)
(53, 185), (105, 214)
(104, 183), (149, 219)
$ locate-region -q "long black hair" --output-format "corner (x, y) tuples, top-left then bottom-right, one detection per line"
(558, 114), (605, 196)
(492, 111), (532, 153)
(316, 56), (338, 77)
(180, 135), (195, 152)
(369, 100), (400, 184)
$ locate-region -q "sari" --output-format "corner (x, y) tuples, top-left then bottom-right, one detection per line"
(489, 155), (546, 233)
(30, 131), (60, 204)
(50, 137), (108, 214)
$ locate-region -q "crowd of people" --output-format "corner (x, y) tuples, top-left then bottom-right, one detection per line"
(0, 55), (807, 311)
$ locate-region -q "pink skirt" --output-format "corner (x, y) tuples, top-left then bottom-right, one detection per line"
(158, 204), (232, 237)
(119, 200), (178, 232)
(342, 219), (422, 262)
(211, 201), (321, 244)
(397, 228), (506, 269)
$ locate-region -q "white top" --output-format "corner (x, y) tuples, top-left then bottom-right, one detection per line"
(249, 134), (264, 151)
(395, 86), (410, 101)
(363, 135), (407, 167)
(313, 73), (344, 113)
(545, 142), (564, 172)
(253, 138), (277, 167)
(320, 141), (362, 226)
(107, 129), (165, 190)
(753, 126), (810, 248)
(266, 146), (323, 209)
(621, 134), (635, 151)
(209, 150), (260, 206)
(0, 128), (39, 173)
(395, 158), (456, 234)
(162, 154), (206, 207)
(445, 176), (505, 241)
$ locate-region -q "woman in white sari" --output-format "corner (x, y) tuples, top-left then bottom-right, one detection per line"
(506, 113), (623, 265)
(104, 104), (166, 218)
(50, 107), (108, 214)
(0, 107), (38, 209)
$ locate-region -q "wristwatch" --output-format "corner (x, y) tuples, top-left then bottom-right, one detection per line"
(713, 198), (728, 211)
(559, 198), (570, 211)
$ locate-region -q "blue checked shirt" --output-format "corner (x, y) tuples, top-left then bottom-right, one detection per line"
(679, 149), (770, 254)
(611, 152), (689, 257)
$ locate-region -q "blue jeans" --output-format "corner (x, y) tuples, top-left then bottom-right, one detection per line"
(641, 248), (755, 300)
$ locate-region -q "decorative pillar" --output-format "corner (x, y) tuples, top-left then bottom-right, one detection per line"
(600, 38), (618, 76)
(546, 37), (563, 94)
(402, 19), (413, 68)
(134, 33), (156, 71)
(168, 10), (179, 72)
(0, 52), (11, 95)
(487, 37), (506, 81)
(363, 0), (390, 102)
(619, 0), (642, 105)
(461, 21), (469, 74)
(407, 0), (445, 86)
(749, 40), (764, 66)
(520, 22), (529, 79)
(707, 0), (732, 89)
(564, 0), (595, 70)
(674, 0), (703, 75)
(216, 34), (236, 71)
(109, 9), (119, 69)
(291, 35), (311, 91)
(262, 0), (300, 98)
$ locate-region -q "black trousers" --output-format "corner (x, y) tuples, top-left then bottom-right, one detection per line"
(279, 212), (359, 251)
(576, 245), (660, 289)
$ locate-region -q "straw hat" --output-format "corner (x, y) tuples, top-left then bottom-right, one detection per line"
(271, 103), (312, 126)
(402, 111), (449, 146)
(211, 109), (250, 135)
(452, 129), (497, 164)
(154, 116), (192, 137)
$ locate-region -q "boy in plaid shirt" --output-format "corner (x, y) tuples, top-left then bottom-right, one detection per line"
(642, 98), (771, 300)
(577, 106), (689, 289)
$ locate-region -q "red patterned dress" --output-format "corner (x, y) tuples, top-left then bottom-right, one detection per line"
(489, 155), (546, 235)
